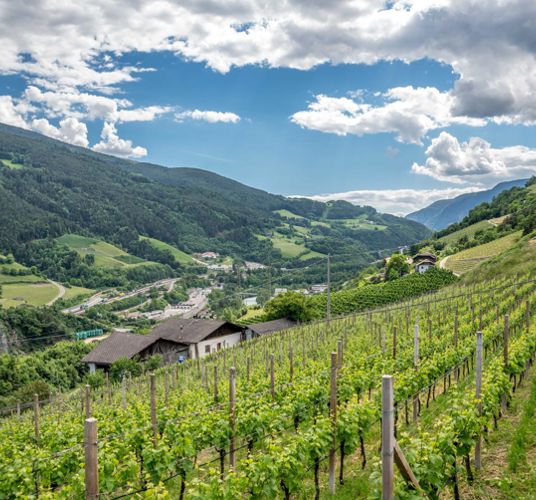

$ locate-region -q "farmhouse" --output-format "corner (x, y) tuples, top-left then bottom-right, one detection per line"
(244, 318), (296, 340)
(81, 332), (183, 373)
(413, 252), (437, 274)
(150, 318), (244, 358)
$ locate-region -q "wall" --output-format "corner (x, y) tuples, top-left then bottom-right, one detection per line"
(191, 332), (242, 358)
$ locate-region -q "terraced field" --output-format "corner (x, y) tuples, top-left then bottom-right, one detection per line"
(438, 220), (493, 244)
(444, 231), (522, 274)
(57, 234), (153, 268)
(139, 236), (195, 265)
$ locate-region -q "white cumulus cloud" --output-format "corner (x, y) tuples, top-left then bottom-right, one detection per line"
(175, 109), (241, 124)
(290, 88), (485, 144)
(298, 187), (481, 216)
(92, 122), (147, 159)
(412, 132), (536, 184)
(31, 117), (89, 147)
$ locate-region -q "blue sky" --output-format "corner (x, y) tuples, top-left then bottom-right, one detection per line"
(1, 1), (536, 214)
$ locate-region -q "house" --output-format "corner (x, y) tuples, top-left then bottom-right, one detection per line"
(413, 252), (437, 264)
(200, 251), (219, 259)
(310, 284), (328, 294)
(274, 287), (288, 295)
(244, 318), (297, 340)
(149, 318), (244, 358)
(81, 332), (183, 373)
(245, 261), (267, 270)
(413, 252), (437, 274)
(415, 259), (436, 274)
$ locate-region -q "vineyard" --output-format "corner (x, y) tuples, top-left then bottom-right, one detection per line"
(444, 231), (522, 275)
(1, 272), (536, 499)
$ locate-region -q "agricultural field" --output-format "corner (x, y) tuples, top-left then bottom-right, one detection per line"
(273, 209), (305, 220)
(57, 234), (152, 268)
(438, 219), (493, 244)
(328, 217), (387, 231)
(0, 282), (59, 307)
(0, 255), (57, 307)
(62, 285), (94, 301)
(257, 231), (325, 260)
(1, 272), (535, 498)
(140, 236), (195, 265)
(445, 231), (522, 275)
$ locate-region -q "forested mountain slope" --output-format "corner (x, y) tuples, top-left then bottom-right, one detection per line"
(0, 123), (430, 276)
(406, 179), (528, 230)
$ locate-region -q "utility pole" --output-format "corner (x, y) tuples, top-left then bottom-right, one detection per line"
(327, 254), (331, 322)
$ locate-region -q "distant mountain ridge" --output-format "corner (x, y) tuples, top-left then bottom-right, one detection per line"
(406, 179), (529, 230)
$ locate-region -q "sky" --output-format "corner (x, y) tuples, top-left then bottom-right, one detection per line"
(1, 1), (536, 215)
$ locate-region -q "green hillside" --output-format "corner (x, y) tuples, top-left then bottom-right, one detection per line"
(437, 219), (493, 244)
(57, 234), (150, 268)
(139, 236), (195, 265)
(444, 231), (522, 274)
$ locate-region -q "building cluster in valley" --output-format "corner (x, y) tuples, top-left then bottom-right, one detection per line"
(82, 317), (296, 373)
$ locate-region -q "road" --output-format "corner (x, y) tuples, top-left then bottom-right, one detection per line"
(61, 277), (180, 315)
(181, 288), (211, 318)
(46, 280), (66, 306)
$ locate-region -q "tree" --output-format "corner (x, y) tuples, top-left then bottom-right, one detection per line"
(264, 291), (313, 322)
(109, 357), (142, 381)
(385, 253), (410, 281)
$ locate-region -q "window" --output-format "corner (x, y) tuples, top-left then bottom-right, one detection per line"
(205, 345), (211, 354)
(217, 342), (222, 351)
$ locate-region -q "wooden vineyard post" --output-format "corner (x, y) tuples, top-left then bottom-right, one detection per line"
(289, 345), (294, 383)
(382, 375), (394, 500)
(413, 321), (419, 421)
(526, 300), (530, 333)
(33, 394), (40, 443)
(81, 386), (85, 415)
(392, 326), (397, 359)
(85, 385), (91, 418)
(381, 328), (386, 354)
(214, 365), (219, 402)
(328, 352), (338, 495)
(246, 357), (250, 383)
(337, 338), (343, 369)
(106, 372), (112, 406)
(84, 418), (99, 500)
(427, 318), (432, 343)
(502, 315), (509, 413)
(150, 374), (157, 448)
(16, 400), (20, 419)
(454, 310), (459, 381)
(270, 354), (275, 400)
(229, 367), (236, 470)
(121, 375), (126, 409)
(164, 371), (169, 405)
(475, 331), (483, 469)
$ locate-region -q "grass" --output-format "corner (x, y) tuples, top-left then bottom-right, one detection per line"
(0, 282), (58, 307)
(239, 307), (265, 323)
(438, 220), (493, 244)
(63, 286), (94, 301)
(444, 231), (522, 275)
(139, 236), (194, 265)
(273, 209), (305, 220)
(453, 368), (536, 499)
(507, 376), (536, 472)
(57, 234), (154, 268)
(257, 231), (325, 260)
(0, 159), (24, 170)
(331, 218), (387, 231)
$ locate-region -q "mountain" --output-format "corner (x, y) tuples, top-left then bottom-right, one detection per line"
(0, 123), (430, 284)
(406, 179), (529, 230)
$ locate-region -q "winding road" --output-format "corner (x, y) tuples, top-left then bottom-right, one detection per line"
(46, 280), (66, 306)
